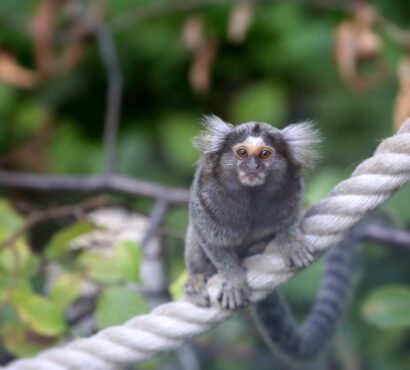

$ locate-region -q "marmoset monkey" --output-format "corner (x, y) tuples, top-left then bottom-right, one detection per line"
(184, 115), (320, 309)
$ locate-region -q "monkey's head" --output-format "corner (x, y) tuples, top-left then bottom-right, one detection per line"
(194, 115), (320, 188)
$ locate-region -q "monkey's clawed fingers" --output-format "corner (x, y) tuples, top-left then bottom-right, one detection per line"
(287, 247), (316, 268)
(184, 274), (210, 307)
(217, 279), (250, 310)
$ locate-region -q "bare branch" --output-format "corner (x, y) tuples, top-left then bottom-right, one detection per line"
(0, 170), (189, 204)
(142, 199), (169, 251)
(361, 223), (410, 251)
(95, 23), (123, 176)
(0, 171), (190, 204)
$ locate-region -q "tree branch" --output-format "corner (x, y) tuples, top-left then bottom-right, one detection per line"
(95, 23), (123, 176)
(0, 171), (190, 204)
(361, 223), (410, 251)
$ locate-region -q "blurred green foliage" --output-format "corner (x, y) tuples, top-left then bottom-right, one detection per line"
(0, 0), (410, 368)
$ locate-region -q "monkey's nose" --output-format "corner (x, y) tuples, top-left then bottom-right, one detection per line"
(247, 157), (260, 171)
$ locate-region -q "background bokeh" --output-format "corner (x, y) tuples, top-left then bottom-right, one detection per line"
(0, 1), (410, 369)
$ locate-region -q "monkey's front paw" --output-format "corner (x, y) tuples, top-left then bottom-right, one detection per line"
(217, 278), (250, 310)
(285, 246), (316, 268)
(184, 274), (210, 307)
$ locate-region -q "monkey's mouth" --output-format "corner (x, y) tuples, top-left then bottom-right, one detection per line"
(238, 171), (266, 186)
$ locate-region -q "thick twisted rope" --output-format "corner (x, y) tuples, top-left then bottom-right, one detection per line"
(5, 120), (410, 370)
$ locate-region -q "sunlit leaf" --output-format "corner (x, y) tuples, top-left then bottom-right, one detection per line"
(362, 285), (410, 329)
(0, 239), (39, 275)
(0, 274), (32, 302)
(96, 286), (149, 329)
(170, 270), (188, 300)
(50, 274), (82, 309)
(45, 221), (96, 259)
(115, 240), (142, 282)
(78, 240), (142, 284)
(1, 322), (57, 357)
(11, 291), (67, 336)
(0, 199), (24, 236)
(78, 251), (122, 284)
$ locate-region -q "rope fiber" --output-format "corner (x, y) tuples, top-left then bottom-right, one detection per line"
(5, 120), (410, 370)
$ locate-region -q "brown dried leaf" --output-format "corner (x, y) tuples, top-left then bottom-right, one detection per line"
(182, 15), (204, 51)
(189, 38), (218, 94)
(334, 4), (382, 92)
(334, 20), (364, 90)
(31, 0), (61, 74)
(0, 51), (40, 89)
(356, 28), (381, 59)
(227, 1), (254, 44)
(393, 57), (410, 131)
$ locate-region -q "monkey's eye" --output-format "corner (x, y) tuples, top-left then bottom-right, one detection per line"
(259, 149), (272, 159)
(236, 148), (248, 158)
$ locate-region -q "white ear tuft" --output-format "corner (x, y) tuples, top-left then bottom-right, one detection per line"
(193, 115), (234, 154)
(281, 121), (321, 171)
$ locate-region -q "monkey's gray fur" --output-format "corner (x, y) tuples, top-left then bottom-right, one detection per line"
(184, 115), (321, 309)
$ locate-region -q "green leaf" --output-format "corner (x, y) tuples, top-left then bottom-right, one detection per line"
(15, 102), (49, 135)
(78, 240), (142, 284)
(50, 274), (82, 309)
(0, 199), (24, 240)
(0, 240), (39, 278)
(229, 82), (288, 124)
(1, 322), (57, 357)
(11, 291), (67, 336)
(45, 221), (96, 259)
(115, 240), (142, 282)
(362, 285), (410, 329)
(78, 251), (123, 284)
(0, 274), (32, 302)
(170, 270), (187, 300)
(96, 286), (149, 329)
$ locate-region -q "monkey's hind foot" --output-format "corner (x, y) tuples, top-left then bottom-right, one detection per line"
(217, 276), (250, 310)
(280, 241), (316, 269)
(184, 274), (210, 307)
(276, 231), (317, 269)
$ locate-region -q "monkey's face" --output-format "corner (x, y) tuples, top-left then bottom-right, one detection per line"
(196, 117), (318, 190)
(231, 136), (276, 187)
